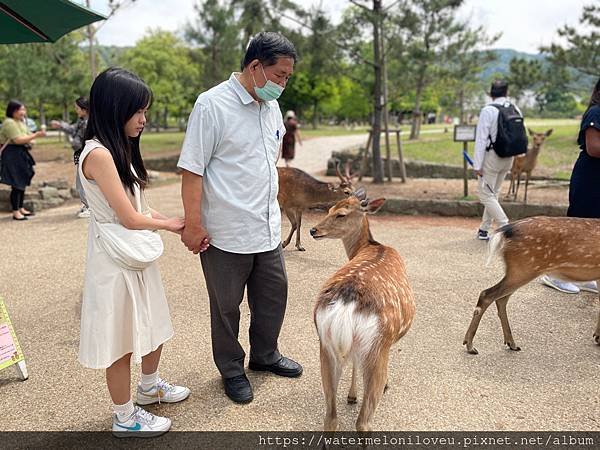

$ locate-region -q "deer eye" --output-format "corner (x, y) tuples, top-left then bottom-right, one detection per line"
(335, 213), (346, 219)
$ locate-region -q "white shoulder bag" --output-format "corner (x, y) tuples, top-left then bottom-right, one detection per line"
(92, 182), (164, 271)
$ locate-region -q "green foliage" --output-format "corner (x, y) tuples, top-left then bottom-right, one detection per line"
(541, 4), (599, 77)
(120, 30), (200, 129)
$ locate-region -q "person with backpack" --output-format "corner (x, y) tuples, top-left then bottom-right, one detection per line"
(472, 80), (527, 240)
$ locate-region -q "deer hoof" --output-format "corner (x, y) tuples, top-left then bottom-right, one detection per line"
(347, 395), (357, 404)
(506, 342), (521, 351)
(384, 383), (389, 393)
(297, 246), (306, 252)
(593, 334), (600, 345)
(282, 241), (289, 249)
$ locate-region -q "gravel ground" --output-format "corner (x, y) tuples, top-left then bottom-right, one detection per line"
(0, 182), (599, 432)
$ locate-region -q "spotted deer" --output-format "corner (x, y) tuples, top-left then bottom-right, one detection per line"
(506, 128), (553, 203)
(309, 188), (415, 431)
(278, 163), (355, 251)
(464, 216), (600, 355)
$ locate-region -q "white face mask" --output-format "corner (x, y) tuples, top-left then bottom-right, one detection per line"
(252, 64), (284, 101)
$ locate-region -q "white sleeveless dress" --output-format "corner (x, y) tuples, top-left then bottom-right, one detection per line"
(77, 139), (174, 369)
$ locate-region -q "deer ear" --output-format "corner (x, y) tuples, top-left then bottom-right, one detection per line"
(545, 129), (553, 137)
(353, 186), (367, 201)
(527, 128), (534, 136)
(364, 198), (385, 214)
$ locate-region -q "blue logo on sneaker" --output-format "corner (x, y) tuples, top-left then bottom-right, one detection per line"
(115, 422), (142, 431)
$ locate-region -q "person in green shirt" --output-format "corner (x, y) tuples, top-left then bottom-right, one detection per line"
(0, 100), (46, 220)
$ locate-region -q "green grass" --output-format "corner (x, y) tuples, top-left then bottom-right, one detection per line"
(33, 120), (581, 179)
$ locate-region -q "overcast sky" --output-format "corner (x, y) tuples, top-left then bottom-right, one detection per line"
(83, 0), (590, 54)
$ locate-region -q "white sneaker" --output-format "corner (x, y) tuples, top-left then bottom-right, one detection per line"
(112, 406), (171, 438)
(77, 206), (90, 218)
(578, 281), (598, 294)
(540, 275), (580, 294)
(136, 378), (191, 405)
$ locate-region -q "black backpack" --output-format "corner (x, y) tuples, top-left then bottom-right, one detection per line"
(488, 103), (528, 157)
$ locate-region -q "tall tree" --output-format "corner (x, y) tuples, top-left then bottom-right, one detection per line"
(84, 0), (138, 80)
(121, 30), (200, 130)
(541, 4), (599, 77)
(445, 28), (499, 123)
(393, 0), (464, 139)
(506, 57), (543, 103)
(185, 0), (241, 91)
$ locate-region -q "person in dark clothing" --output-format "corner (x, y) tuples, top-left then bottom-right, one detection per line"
(51, 96), (90, 217)
(281, 110), (302, 167)
(540, 77), (600, 294)
(567, 77), (600, 218)
(0, 100), (46, 220)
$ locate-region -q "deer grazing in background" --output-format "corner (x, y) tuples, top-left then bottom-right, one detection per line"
(463, 216), (600, 355)
(278, 162), (355, 251)
(309, 188), (415, 431)
(506, 128), (553, 204)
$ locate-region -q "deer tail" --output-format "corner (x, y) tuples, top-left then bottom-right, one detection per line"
(486, 224), (511, 266)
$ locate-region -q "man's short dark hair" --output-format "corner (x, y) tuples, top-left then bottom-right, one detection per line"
(490, 80), (508, 98)
(241, 32), (297, 70)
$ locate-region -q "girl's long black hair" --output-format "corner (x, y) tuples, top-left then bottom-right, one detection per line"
(85, 67), (152, 193)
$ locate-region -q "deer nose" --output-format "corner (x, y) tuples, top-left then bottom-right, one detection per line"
(309, 228), (317, 236)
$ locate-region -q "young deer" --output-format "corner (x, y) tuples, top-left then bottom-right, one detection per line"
(463, 216), (600, 355)
(278, 163), (354, 251)
(506, 128), (553, 204)
(310, 188), (415, 431)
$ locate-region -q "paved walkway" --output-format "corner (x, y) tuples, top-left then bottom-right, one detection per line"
(278, 134), (367, 175)
(1, 182), (599, 432)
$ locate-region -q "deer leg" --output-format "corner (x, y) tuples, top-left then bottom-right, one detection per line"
(594, 280), (600, 345)
(524, 172), (530, 204)
(347, 362), (357, 404)
(320, 345), (343, 432)
(295, 210), (305, 251)
(506, 174), (515, 200)
(282, 209), (297, 249)
(514, 173), (521, 201)
(496, 295), (520, 351)
(356, 347), (389, 432)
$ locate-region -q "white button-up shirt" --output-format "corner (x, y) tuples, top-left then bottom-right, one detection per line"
(178, 73), (286, 254)
(473, 97), (522, 171)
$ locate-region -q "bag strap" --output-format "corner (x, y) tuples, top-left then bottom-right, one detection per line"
(0, 142), (9, 154)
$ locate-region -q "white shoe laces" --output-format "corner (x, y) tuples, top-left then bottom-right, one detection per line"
(134, 406), (156, 425)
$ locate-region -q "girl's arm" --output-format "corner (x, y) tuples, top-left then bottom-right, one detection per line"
(12, 130), (45, 145)
(82, 147), (183, 233)
(150, 208), (167, 220)
(585, 127), (600, 158)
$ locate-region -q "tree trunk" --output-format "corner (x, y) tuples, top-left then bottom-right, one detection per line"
(409, 71), (424, 140)
(312, 100), (318, 130)
(371, 0), (384, 184)
(459, 88), (466, 124)
(86, 1), (96, 80)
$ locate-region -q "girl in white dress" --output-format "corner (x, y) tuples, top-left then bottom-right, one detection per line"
(78, 68), (189, 437)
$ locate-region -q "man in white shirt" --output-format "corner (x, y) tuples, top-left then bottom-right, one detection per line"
(472, 80), (521, 240)
(178, 32), (302, 404)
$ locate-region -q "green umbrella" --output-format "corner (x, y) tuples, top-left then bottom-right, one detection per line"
(0, 0), (106, 44)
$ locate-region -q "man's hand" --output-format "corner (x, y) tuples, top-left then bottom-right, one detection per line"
(474, 169), (483, 177)
(181, 221), (211, 254)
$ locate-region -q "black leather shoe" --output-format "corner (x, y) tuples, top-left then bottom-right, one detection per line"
(249, 356), (303, 378)
(12, 216), (28, 221)
(223, 374), (253, 404)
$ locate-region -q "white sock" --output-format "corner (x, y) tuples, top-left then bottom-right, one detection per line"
(113, 400), (135, 423)
(140, 370), (159, 391)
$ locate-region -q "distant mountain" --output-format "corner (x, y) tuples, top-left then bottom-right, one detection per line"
(480, 48), (594, 94)
(480, 48), (546, 80)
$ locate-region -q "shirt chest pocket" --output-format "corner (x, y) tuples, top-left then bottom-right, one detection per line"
(261, 118), (282, 163)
